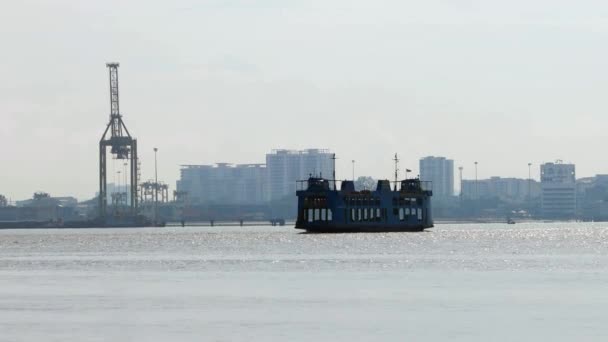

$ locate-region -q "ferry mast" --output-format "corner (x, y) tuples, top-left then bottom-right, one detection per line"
(394, 153), (399, 190)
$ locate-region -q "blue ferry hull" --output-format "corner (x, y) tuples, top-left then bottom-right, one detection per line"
(295, 223), (430, 233)
(295, 178), (433, 233)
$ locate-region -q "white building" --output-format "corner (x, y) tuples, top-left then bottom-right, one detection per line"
(419, 156), (454, 199)
(177, 163), (268, 205)
(461, 177), (540, 202)
(266, 149), (333, 201)
(540, 161), (576, 218)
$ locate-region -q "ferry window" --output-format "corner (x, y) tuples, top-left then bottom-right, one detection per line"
(351, 209), (356, 221)
(308, 209), (314, 223)
(358, 208), (362, 221)
(363, 208), (368, 221)
(417, 208), (422, 220)
(321, 209), (326, 221)
(369, 209), (374, 220)
(405, 208), (410, 216)
(399, 208), (405, 221)
(314, 209), (320, 221)
(376, 208), (381, 220)
(328, 209), (333, 221)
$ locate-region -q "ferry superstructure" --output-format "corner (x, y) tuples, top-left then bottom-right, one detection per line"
(295, 177), (433, 232)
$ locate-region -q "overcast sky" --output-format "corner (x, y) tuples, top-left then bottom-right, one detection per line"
(2, 0), (608, 200)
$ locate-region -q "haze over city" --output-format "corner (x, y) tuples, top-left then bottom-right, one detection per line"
(3, 0), (608, 200)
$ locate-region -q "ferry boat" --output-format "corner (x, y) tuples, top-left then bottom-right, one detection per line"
(295, 176), (433, 233)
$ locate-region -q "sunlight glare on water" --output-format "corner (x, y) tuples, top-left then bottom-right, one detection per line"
(0, 222), (607, 341)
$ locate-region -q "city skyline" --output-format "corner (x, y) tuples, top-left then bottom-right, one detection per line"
(4, 1), (608, 200)
(1, 143), (586, 202)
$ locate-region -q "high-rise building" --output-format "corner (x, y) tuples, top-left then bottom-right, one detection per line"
(177, 163), (268, 205)
(540, 161), (576, 218)
(419, 156), (454, 199)
(266, 149), (333, 201)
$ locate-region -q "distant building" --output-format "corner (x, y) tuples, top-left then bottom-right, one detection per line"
(16, 193), (78, 208)
(461, 177), (540, 202)
(576, 174), (608, 220)
(540, 161), (576, 219)
(266, 149), (333, 201)
(11, 192), (79, 221)
(177, 163), (268, 205)
(419, 156), (454, 199)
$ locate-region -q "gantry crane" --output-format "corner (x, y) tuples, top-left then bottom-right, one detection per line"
(99, 63), (138, 219)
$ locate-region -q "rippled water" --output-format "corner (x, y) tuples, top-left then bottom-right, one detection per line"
(1, 223), (607, 341)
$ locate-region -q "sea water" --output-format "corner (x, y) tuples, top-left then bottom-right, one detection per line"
(0, 223), (607, 341)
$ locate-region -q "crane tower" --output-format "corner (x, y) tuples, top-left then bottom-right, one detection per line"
(99, 63), (138, 219)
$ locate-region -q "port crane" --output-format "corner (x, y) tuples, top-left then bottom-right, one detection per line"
(99, 63), (138, 219)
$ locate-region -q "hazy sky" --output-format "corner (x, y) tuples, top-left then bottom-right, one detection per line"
(3, 0), (608, 200)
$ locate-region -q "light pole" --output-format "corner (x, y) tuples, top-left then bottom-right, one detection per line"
(528, 162), (532, 212)
(116, 170), (121, 209)
(458, 166), (463, 200)
(123, 162), (128, 205)
(474, 161), (478, 199)
(474, 161), (479, 217)
(154, 147), (158, 225)
(352, 160), (355, 181)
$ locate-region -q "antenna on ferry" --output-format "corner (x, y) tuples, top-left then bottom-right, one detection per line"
(393, 153), (399, 191)
(332, 154), (337, 190)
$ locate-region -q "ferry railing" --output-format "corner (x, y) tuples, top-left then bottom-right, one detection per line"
(296, 180), (307, 191)
(296, 179), (342, 191)
(388, 180), (433, 192)
(297, 179), (432, 193)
